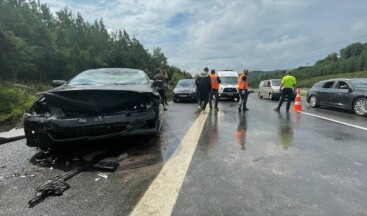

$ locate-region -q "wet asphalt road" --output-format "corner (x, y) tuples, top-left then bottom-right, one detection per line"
(1, 93), (367, 216)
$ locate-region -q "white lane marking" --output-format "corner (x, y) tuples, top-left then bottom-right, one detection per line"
(130, 112), (209, 216)
(301, 111), (367, 131)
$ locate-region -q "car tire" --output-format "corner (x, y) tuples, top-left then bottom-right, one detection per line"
(173, 99), (178, 103)
(258, 92), (263, 99)
(353, 98), (367, 117)
(269, 93), (274, 100)
(309, 95), (319, 108)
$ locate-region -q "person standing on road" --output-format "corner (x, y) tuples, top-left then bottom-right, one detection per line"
(163, 68), (169, 105)
(274, 70), (297, 112)
(238, 69), (249, 112)
(154, 68), (168, 111)
(196, 67), (209, 111)
(209, 69), (221, 110)
(196, 68), (211, 113)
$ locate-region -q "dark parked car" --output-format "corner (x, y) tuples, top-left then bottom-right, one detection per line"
(24, 68), (164, 149)
(173, 79), (198, 102)
(306, 78), (367, 116)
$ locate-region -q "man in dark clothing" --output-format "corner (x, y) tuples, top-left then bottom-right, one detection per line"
(196, 69), (212, 113)
(209, 69), (221, 110)
(195, 67), (209, 111)
(153, 68), (168, 111)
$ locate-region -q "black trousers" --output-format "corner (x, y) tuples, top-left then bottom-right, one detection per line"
(199, 91), (210, 110)
(209, 89), (219, 108)
(277, 88), (293, 110)
(158, 89), (166, 107)
(238, 89), (248, 109)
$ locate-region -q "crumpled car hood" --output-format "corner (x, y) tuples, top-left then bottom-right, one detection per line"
(38, 84), (158, 115)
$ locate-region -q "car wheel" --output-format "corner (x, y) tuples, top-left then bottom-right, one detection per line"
(353, 98), (367, 117)
(269, 93), (273, 100)
(258, 92), (263, 99)
(309, 95), (319, 108)
(173, 99), (178, 103)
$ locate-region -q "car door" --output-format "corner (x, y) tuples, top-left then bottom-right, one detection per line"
(330, 80), (353, 108)
(318, 81), (336, 106)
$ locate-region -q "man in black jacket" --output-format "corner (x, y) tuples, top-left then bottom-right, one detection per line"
(196, 68), (211, 113)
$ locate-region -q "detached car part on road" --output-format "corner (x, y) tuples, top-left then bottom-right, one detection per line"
(307, 78), (367, 116)
(24, 68), (164, 149)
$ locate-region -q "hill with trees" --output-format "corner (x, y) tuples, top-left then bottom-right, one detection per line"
(248, 42), (367, 88)
(0, 0), (191, 82)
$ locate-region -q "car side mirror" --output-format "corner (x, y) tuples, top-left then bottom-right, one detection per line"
(51, 80), (66, 87)
(348, 87), (353, 92)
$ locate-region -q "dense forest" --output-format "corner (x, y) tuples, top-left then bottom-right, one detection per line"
(249, 42), (367, 87)
(0, 0), (192, 83)
(0, 0), (192, 126)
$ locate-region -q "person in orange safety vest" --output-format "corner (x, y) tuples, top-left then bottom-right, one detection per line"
(209, 69), (221, 110)
(238, 69), (249, 112)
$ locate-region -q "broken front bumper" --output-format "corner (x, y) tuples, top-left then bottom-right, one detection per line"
(24, 109), (162, 147)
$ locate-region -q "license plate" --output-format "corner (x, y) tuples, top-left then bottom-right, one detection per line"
(179, 95), (188, 97)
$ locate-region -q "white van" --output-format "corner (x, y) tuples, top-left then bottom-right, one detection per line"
(217, 70), (239, 101)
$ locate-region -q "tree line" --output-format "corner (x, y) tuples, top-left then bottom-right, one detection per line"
(249, 42), (367, 87)
(0, 0), (192, 84)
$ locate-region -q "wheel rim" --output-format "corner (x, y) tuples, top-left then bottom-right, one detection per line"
(310, 96), (317, 107)
(354, 99), (367, 115)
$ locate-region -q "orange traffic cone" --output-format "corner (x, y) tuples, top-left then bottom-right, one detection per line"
(293, 89), (303, 112)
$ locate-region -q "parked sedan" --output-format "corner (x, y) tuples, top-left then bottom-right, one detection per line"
(173, 79), (198, 102)
(306, 78), (367, 116)
(24, 68), (164, 149)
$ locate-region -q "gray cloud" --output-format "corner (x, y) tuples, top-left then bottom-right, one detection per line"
(44, 0), (367, 75)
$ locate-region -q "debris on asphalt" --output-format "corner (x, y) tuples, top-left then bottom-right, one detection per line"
(20, 175), (27, 178)
(13, 173), (20, 177)
(0, 165), (6, 169)
(97, 173), (108, 179)
(83, 150), (105, 161)
(72, 156), (81, 161)
(117, 153), (128, 162)
(93, 162), (119, 172)
(50, 167), (54, 170)
(28, 152), (108, 208)
(95, 178), (100, 182)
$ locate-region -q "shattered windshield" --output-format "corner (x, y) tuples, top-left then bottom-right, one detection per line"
(68, 68), (149, 85)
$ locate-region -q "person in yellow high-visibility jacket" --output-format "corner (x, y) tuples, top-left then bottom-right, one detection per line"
(274, 70), (297, 112)
(237, 69), (249, 111)
(209, 69), (221, 110)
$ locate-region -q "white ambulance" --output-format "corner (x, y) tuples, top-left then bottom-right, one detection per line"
(217, 70), (239, 101)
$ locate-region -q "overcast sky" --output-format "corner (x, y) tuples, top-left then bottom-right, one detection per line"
(44, 0), (367, 74)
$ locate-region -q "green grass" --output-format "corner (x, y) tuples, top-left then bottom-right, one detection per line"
(0, 82), (51, 125)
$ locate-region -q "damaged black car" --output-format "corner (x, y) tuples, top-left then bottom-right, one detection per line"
(24, 68), (164, 148)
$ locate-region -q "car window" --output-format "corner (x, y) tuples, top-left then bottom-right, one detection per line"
(263, 81), (268, 87)
(322, 81), (335, 88)
(177, 80), (195, 88)
(271, 80), (281, 86)
(336, 81), (350, 89)
(220, 77), (238, 85)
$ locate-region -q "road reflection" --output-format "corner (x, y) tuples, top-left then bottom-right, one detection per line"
(236, 112), (247, 151)
(277, 112), (294, 150)
(207, 111), (219, 149)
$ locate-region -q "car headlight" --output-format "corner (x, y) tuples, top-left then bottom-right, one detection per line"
(219, 86), (223, 90)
